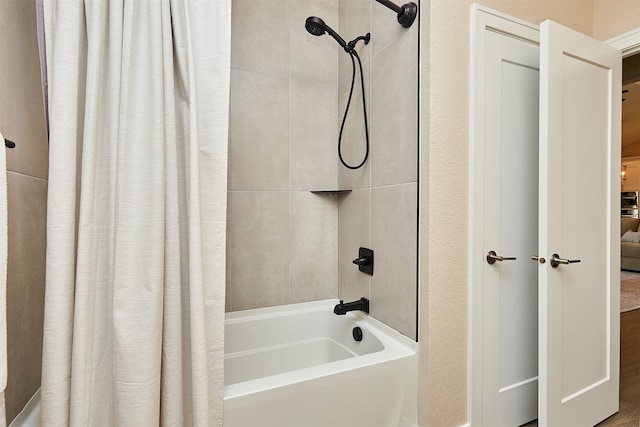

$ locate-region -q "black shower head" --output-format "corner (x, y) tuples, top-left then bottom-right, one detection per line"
(305, 16), (325, 36)
(305, 16), (347, 50)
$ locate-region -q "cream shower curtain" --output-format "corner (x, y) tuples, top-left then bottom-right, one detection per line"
(40, 1), (230, 426)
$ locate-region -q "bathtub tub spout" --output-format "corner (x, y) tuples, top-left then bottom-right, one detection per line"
(333, 297), (370, 315)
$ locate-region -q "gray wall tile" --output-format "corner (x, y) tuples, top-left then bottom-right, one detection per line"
(371, 183), (417, 338)
(229, 69), (290, 191)
(290, 0), (339, 84)
(0, 1), (49, 423)
(338, 189), (371, 302)
(290, 78), (338, 191)
(5, 173), (47, 423)
(0, 0), (48, 179)
(231, 0), (289, 75)
(338, 0), (371, 84)
(290, 192), (338, 302)
(337, 57), (371, 190)
(371, 27), (418, 187)
(371, 0), (414, 57)
(228, 191), (290, 310)
(227, 0), (418, 341)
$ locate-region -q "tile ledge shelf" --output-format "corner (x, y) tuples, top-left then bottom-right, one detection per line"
(309, 190), (352, 196)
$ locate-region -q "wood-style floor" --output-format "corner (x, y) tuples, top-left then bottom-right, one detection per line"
(597, 308), (640, 426)
(523, 309), (640, 427)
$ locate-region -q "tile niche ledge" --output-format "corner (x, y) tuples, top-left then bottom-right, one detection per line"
(309, 190), (352, 196)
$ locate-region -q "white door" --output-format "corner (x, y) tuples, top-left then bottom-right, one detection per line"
(471, 7), (622, 427)
(538, 20), (621, 426)
(470, 7), (541, 426)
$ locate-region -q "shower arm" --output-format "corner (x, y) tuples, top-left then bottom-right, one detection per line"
(374, 0), (417, 28)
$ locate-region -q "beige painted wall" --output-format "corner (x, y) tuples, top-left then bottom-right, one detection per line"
(418, 1), (639, 425)
(593, 0), (640, 41)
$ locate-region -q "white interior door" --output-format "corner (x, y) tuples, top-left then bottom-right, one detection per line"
(538, 20), (621, 426)
(472, 7), (623, 427)
(484, 30), (540, 426)
(470, 8), (541, 426)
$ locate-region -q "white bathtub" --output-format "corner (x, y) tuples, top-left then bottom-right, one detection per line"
(224, 299), (418, 427)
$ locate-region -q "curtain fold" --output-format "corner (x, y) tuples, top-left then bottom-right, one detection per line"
(41, 1), (230, 426)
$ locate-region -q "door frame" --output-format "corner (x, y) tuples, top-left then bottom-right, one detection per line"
(608, 27), (640, 57)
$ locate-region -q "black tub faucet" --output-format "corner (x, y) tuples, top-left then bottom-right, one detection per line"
(334, 297), (370, 315)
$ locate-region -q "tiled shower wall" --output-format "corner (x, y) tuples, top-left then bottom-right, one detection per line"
(0, 0), (49, 423)
(337, 2), (418, 338)
(227, 0), (418, 339)
(227, 0), (341, 311)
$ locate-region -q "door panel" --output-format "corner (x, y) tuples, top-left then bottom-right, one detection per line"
(486, 30), (540, 415)
(539, 20), (621, 426)
(470, 7), (540, 426)
(496, 55), (540, 392)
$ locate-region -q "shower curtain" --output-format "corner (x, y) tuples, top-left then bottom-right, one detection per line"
(40, 1), (230, 426)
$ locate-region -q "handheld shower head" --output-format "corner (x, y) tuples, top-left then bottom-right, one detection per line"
(305, 16), (347, 50)
(304, 16), (326, 36)
(304, 16), (372, 170)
